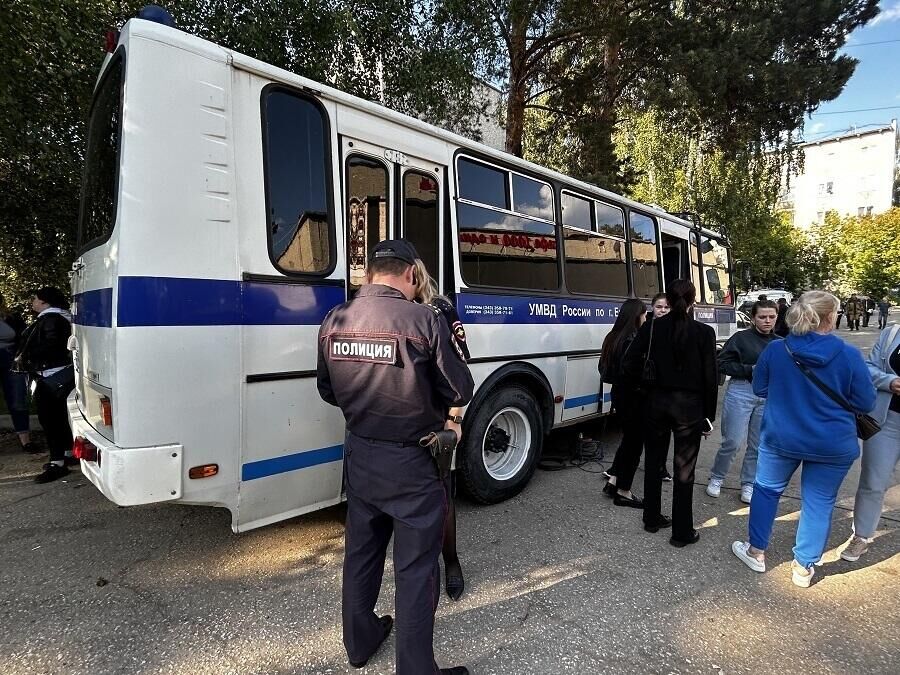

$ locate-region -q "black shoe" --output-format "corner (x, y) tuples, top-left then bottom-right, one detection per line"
(445, 561), (465, 601)
(670, 530), (701, 547)
(21, 442), (42, 455)
(602, 481), (618, 498)
(613, 492), (644, 508)
(34, 463), (69, 484)
(643, 515), (672, 533)
(349, 615), (393, 668)
(440, 668), (470, 675)
(660, 469), (672, 482)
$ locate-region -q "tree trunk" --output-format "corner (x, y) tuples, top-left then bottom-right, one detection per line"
(504, 14), (529, 157)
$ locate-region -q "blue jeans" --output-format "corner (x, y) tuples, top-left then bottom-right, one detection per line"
(710, 379), (763, 486)
(748, 446), (853, 568)
(0, 349), (30, 433)
(853, 410), (900, 538)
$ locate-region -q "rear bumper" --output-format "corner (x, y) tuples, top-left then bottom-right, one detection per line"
(67, 393), (184, 506)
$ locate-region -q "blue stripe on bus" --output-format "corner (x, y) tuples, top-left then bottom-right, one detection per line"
(242, 444), (344, 481)
(116, 276), (344, 327)
(73, 287), (114, 327)
(563, 392), (611, 409)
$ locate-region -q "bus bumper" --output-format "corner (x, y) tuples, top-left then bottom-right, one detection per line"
(67, 393), (184, 506)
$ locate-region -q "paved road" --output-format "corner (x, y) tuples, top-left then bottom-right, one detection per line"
(1, 324), (897, 674)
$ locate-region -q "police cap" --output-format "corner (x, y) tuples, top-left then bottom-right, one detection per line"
(369, 239), (418, 266)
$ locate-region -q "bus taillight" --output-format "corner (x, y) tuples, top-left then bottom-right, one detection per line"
(100, 396), (113, 427)
(73, 437), (97, 462)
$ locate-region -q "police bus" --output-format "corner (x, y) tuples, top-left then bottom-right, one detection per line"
(68, 16), (736, 532)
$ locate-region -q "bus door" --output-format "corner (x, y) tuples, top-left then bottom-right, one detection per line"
(660, 225), (690, 291)
(341, 136), (446, 294)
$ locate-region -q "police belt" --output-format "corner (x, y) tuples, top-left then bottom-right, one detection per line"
(353, 434), (423, 448)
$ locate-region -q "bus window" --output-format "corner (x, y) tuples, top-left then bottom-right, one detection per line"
(79, 55), (124, 251)
(629, 212), (660, 298)
(456, 156), (559, 291)
(512, 174), (554, 221)
(561, 193), (627, 296)
(403, 171), (439, 278)
(263, 89), (331, 274)
(457, 157), (508, 209)
(699, 235), (732, 305)
(690, 235), (703, 298)
(346, 156), (389, 292)
(596, 202), (626, 239)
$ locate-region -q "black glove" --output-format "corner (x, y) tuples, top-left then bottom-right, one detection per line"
(419, 429), (458, 480)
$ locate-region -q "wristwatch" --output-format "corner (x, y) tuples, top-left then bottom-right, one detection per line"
(447, 414), (464, 424)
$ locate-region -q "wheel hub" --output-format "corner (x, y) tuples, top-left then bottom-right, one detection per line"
(486, 426), (511, 453)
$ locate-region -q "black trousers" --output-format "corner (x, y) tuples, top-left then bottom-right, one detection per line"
(608, 384), (645, 492)
(342, 432), (446, 675)
(643, 389), (704, 540)
(34, 379), (74, 462)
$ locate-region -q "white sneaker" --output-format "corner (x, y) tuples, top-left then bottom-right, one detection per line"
(840, 535), (869, 562)
(732, 541), (765, 572)
(791, 560), (815, 588)
(706, 477), (723, 497)
(740, 484), (753, 504)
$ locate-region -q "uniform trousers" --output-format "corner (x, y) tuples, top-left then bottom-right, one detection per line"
(34, 378), (74, 462)
(343, 432), (446, 675)
(643, 389), (704, 540)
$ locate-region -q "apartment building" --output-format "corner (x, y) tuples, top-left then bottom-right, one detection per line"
(779, 121), (898, 228)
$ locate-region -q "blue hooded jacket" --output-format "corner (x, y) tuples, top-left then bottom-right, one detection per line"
(753, 332), (877, 463)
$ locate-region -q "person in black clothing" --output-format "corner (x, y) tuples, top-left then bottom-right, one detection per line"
(16, 287), (75, 483)
(625, 279), (718, 547)
(600, 298), (648, 507)
(648, 292), (673, 482)
(414, 259), (469, 602)
(773, 298), (789, 337)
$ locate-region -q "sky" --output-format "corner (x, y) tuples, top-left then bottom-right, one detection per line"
(801, 1), (900, 142)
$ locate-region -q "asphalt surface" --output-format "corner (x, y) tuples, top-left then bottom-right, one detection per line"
(1, 324), (897, 675)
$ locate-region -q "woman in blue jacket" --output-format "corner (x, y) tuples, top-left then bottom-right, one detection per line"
(731, 291), (876, 587)
(840, 323), (900, 562)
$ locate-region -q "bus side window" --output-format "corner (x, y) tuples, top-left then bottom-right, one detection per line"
(628, 212), (660, 298)
(262, 89), (332, 275)
(346, 156), (390, 293)
(403, 171), (439, 279)
(561, 193), (628, 296)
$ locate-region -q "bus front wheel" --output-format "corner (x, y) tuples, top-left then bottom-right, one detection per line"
(458, 386), (543, 504)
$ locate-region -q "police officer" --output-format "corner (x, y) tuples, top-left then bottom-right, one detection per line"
(317, 239), (474, 675)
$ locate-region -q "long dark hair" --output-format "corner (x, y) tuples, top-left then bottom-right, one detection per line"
(666, 279), (696, 356)
(600, 298), (646, 375)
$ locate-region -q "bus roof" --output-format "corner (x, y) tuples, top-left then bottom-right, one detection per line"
(122, 18), (706, 235)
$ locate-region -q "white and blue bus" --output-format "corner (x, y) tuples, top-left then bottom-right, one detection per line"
(68, 17), (736, 532)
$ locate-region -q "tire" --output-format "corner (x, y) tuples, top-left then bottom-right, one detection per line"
(458, 385), (543, 504)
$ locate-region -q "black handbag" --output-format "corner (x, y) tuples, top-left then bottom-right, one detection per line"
(39, 365), (76, 398)
(784, 343), (880, 441)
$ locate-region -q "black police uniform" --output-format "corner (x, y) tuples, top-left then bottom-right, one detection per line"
(317, 244), (474, 674)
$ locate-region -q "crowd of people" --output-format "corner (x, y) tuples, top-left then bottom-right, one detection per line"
(597, 285), (896, 589)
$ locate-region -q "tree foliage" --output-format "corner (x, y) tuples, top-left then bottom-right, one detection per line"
(804, 208), (900, 299)
(0, 1), (490, 306)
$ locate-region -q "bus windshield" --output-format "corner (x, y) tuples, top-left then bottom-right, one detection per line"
(697, 233), (733, 305)
(78, 56), (124, 251)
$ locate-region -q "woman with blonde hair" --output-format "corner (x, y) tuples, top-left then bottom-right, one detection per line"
(413, 259), (468, 601)
(732, 291), (876, 587)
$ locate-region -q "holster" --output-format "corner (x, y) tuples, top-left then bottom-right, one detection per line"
(419, 430), (458, 480)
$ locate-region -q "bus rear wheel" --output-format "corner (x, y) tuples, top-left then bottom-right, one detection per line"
(458, 386), (543, 504)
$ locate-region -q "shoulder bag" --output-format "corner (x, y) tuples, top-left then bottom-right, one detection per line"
(641, 319), (657, 383)
(784, 342), (880, 440)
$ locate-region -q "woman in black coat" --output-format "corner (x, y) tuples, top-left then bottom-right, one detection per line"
(625, 279), (718, 547)
(600, 298), (647, 507)
(16, 287), (75, 483)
